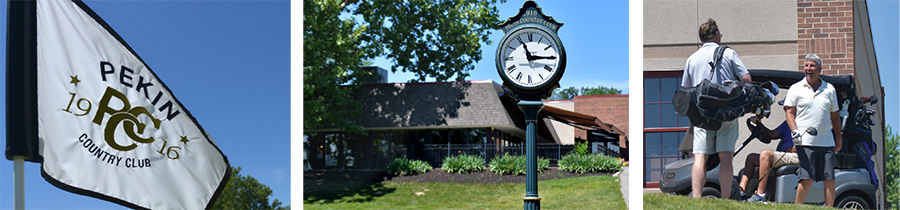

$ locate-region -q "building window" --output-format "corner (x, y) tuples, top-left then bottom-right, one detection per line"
(644, 71), (690, 187)
(644, 131), (685, 184)
(644, 76), (689, 128)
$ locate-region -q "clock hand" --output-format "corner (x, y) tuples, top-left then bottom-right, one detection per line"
(521, 43), (535, 61)
(531, 55), (557, 60)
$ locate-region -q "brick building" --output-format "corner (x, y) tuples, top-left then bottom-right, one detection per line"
(574, 95), (630, 142)
(797, 0), (855, 75)
(643, 0), (884, 207)
(545, 95), (631, 161)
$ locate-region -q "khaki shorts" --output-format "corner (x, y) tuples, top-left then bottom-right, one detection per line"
(771, 151), (799, 168)
(693, 119), (739, 154)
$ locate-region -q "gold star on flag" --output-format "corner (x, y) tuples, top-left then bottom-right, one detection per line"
(69, 75), (81, 86)
(180, 136), (190, 145)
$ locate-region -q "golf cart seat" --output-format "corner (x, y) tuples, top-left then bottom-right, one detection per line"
(774, 164), (799, 176)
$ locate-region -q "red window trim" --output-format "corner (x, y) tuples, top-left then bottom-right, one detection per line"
(643, 71), (690, 188)
(643, 70), (684, 79)
(643, 127), (690, 133)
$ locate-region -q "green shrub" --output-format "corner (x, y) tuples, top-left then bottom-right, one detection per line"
(386, 158), (433, 176)
(574, 141), (589, 156)
(487, 153), (551, 175)
(558, 153), (622, 174)
(539, 156), (550, 171)
(441, 154), (485, 174)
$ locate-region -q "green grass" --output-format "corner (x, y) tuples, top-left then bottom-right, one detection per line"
(644, 192), (835, 210)
(304, 175), (625, 209)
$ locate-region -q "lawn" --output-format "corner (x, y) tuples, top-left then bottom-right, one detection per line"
(644, 192), (836, 210)
(304, 175), (625, 209)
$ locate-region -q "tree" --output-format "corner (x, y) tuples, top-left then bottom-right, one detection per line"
(547, 85), (623, 100)
(303, 0), (505, 135)
(549, 87), (579, 101)
(886, 125), (898, 209)
(213, 166), (288, 210)
(580, 86), (623, 96)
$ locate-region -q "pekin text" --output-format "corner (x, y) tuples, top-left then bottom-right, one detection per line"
(99, 61), (181, 120)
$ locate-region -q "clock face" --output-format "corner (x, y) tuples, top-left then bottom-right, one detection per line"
(498, 27), (563, 89)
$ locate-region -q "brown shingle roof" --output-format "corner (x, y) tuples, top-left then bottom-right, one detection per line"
(351, 80), (517, 129)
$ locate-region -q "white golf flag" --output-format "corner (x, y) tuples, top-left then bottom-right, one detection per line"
(9, 0), (231, 209)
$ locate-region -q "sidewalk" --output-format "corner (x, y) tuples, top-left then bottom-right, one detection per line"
(616, 166), (628, 208)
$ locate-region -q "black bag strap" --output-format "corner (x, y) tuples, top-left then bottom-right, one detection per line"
(707, 46), (740, 81)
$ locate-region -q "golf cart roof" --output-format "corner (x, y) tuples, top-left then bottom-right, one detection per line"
(748, 69), (854, 94)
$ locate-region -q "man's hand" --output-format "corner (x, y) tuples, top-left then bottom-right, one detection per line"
(834, 134), (842, 152)
(792, 129), (803, 146)
(835, 137), (842, 152)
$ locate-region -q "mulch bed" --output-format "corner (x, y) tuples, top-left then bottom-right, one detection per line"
(304, 167), (614, 184)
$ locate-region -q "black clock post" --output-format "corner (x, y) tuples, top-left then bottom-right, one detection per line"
(495, 1), (565, 209)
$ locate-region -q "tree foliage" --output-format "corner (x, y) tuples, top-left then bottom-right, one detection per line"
(886, 125), (898, 209)
(547, 85), (623, 100)
(213, 166), (288, 210)
(303, 0), (505, 135)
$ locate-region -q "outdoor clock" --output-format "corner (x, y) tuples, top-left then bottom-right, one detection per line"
(495, 2), (566, 208)
(495, 1), (565, 100)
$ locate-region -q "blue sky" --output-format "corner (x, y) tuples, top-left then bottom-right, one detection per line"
(868, 0), (899, 135)
(373, 0), (631, 94)
(0, 1), (290, 209)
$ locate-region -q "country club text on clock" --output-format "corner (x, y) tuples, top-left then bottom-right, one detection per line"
(501, 9), (559, 32)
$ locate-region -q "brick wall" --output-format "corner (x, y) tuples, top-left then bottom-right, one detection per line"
(797, 0), (854, 75)
(573, 95), (629, 142)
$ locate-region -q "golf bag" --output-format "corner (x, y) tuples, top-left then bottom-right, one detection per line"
(841, 95), (879, 187)
(672, 46), (777, 130)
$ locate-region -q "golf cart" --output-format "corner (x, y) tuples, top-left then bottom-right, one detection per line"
(659, 70), (878, 209)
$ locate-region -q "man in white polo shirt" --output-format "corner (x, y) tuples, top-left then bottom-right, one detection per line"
(784, 54), (842, 207)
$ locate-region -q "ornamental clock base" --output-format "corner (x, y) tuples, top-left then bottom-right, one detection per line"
(523, 197), (540, 210)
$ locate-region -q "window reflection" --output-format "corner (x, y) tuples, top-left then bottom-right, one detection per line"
(644, 78), (659, 102)
(645, 104), (660, 127)
(661, 77), (677, 102)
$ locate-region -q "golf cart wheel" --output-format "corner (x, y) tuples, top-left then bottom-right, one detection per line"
(701, 187), (720, 198)
(835, 194), (870, 209)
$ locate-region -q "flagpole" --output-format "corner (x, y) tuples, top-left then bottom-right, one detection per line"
(14, 156), (25, 210)
(8, 0), (35, 208)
